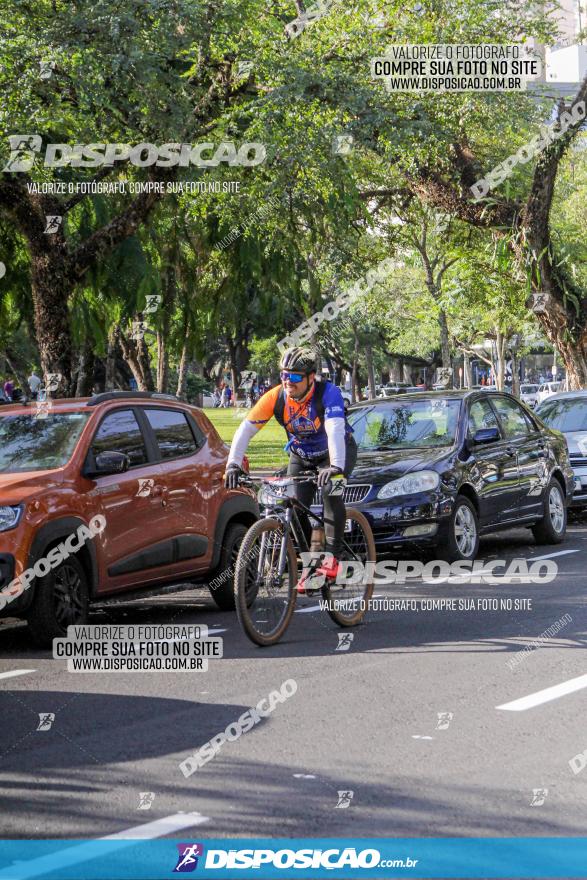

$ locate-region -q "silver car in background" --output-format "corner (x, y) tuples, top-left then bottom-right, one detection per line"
(536, 391), (587, 507)
(520, 383), (539, 408)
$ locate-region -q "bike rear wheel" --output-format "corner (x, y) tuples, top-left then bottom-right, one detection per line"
(234, 518), (297, 646)
(322, 508), (375, 627)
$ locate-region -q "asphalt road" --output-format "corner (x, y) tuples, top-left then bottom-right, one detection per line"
(1, 522), (586, 843)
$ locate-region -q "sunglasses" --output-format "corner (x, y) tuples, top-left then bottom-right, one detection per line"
(280, 370), (305, 383)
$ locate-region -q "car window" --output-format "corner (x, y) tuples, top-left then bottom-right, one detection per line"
(537, 398), (587, 431)
(144, 409), (198, 459)
(348, 398), (461, 449)
(92, 409), (148, 466)
(467, 399), (500, 438)
(492, 396), (533, 439)
(0, 413), (90, 472)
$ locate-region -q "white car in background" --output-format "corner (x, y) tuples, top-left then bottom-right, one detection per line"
(536, 381), (563, 406)
(336, 387), (353, 408)
(520, 383), (540, 408)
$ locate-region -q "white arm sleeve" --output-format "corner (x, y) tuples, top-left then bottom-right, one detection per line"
(227, 420), (259, 467)
(324, 417), (346, 470)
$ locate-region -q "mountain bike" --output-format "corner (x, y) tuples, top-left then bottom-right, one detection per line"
(234, 470), (375, 646)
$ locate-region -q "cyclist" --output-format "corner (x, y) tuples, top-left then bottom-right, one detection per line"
(224, 347), (357, 585)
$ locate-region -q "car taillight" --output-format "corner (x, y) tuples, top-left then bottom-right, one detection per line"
(242, 455), (250, 474)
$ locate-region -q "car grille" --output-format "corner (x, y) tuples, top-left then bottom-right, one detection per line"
(569, 453), (587, 467)
(312, 484), (372, 505)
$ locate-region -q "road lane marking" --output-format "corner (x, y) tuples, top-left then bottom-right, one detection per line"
(104, 811), (210, 839)
(497, 673), (587, 712)
(0, 813), (210, 880)
(168, 628), (226, 640)
(0, 669), (35, 681)
(530, 549), (581, 560)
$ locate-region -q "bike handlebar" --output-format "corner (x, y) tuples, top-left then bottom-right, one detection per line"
(237, 470), (318, 488)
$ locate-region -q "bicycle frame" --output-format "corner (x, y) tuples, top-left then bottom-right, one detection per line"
(257, 478), (364, 579)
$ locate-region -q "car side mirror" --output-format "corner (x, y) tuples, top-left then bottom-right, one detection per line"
(472, 427), (500, 445)
(85, 451), (130, 478)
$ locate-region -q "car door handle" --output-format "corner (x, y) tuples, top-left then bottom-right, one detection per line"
(151, 485), (163, 496)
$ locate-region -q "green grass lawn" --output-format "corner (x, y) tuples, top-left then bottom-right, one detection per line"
(205, 407), (288, 472)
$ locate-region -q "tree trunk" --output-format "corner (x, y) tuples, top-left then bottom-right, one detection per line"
(438, 309), (452, 387)
(0, 175), (169, 397)
(401, 79), (587, 390)
(118, 328), (155, 391)
(75, 339), (95, 397)
(365, 343), (376, 400)
(511, 348), (520, 398)
(136, 328), (155, 390)
(463, 352), (471, 388)
(226, 337), (240, 402)
(351, 329), (361, 402)
(495, 331), (506, 391)
(390, 359), (402, 382)
(156, 331), (169, 393)
(105, 328), (118, 391)
(157, 245), (176, 393)
(176, 327), (190, 401)
(3, 352), (28, 392)
(30, 249), (74, 396)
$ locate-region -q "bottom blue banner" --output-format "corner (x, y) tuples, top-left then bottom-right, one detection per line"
(0, 837), (585, 879)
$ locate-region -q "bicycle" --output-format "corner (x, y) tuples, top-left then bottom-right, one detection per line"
(234, 470), (376, 646)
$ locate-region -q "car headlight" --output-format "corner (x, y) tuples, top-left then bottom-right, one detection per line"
(0, 506), (22, 532)
(377, 471), (440, 500)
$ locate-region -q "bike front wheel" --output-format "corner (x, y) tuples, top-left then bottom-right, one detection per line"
(322, 508), (376, 627)
(234, 518), (298, 646)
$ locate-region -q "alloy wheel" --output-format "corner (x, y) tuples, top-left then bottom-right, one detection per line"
(548, 485), (565, 534)
(454, 504), (476, 557)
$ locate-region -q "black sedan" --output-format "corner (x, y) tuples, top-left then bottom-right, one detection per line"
(337, 390), (573, 561)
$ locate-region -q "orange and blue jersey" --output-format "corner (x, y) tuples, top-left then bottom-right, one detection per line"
(247, 381), (348, 461)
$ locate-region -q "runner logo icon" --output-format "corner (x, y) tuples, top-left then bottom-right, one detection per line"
(174, 843), (204, 872)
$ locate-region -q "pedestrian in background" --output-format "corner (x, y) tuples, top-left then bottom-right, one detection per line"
(28, 369), (41, 400)
(3, 375), (14, 401)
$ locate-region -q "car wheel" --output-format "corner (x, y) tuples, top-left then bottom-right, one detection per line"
(209, 523), (248, 611)
(441, 496), (479, 562)
(532, 478), (566, 545)
(27, 555), (89, 648)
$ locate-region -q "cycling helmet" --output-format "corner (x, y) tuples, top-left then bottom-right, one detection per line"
(279, 347), (317, 374)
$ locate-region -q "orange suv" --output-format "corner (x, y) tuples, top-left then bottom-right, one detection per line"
(0, 391), (258, 645)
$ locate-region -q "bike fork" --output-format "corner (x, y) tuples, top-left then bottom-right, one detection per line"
(256, 512), (291, 582)
(276, 510), (292, 578)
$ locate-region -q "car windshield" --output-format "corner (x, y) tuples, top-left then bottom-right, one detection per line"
(521, 385), (538, 393)
(348, 398), (461, 450)
(537, 398), (587, 432)
(0, 413), (90, 472)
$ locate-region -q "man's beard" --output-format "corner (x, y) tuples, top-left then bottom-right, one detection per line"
(287, 381), (309, 400)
